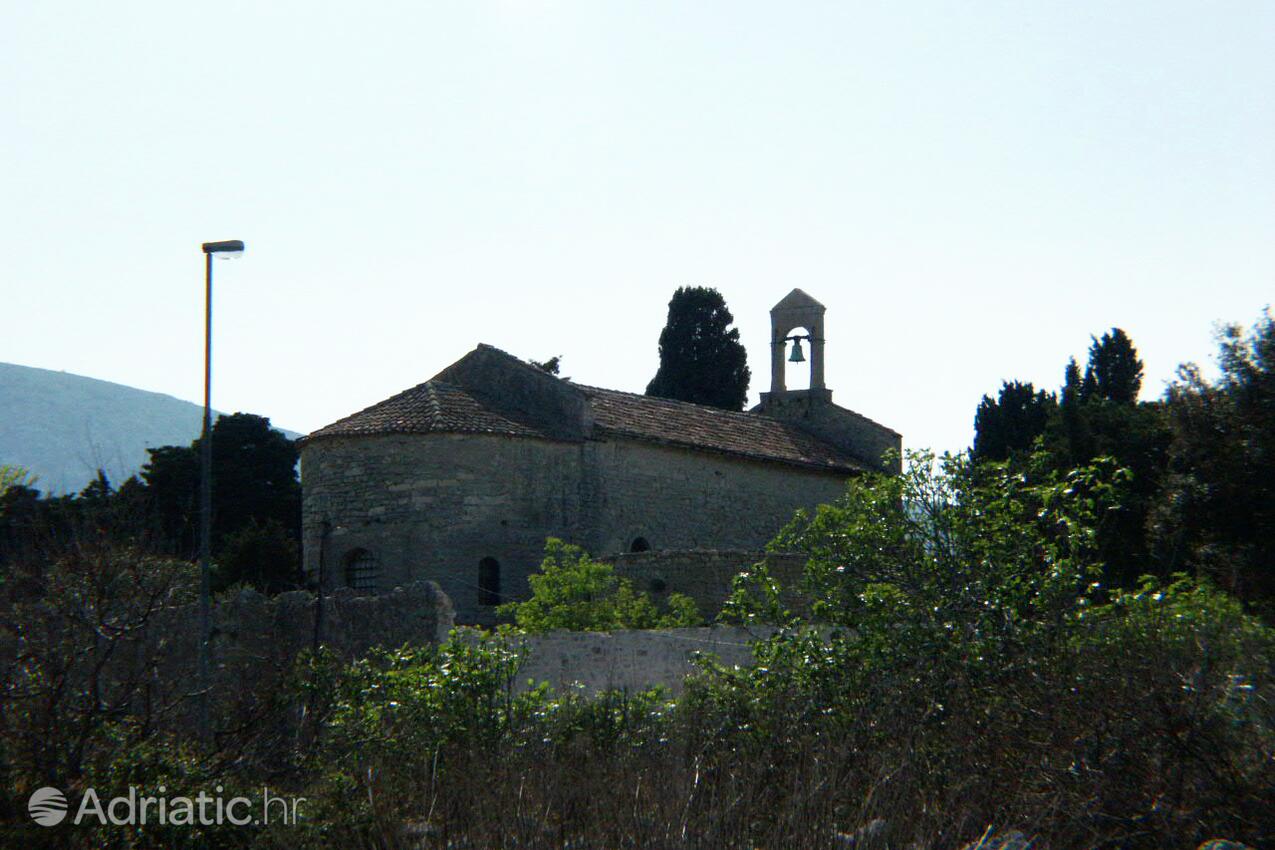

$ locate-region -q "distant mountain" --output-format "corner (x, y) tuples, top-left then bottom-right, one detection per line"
(0, 362), (300, 495)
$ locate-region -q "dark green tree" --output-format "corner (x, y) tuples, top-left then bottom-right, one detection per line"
(1153, 311), (1275, 618)
(141, 413), (300, 564)
(213, 519), (301, 594)
(645, 287), (750, 410)
(1084, 328), (1144, 403)
(139, 444), (200, 554)
(971, 380), (1056, 462)
(972, 330), (1168, 590)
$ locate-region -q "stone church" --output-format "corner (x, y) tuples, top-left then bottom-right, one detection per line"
(300, 289), (899, 622)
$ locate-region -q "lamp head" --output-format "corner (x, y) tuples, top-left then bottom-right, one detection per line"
(202, 240), (245, 259)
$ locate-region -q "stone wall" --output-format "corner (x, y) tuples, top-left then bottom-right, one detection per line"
(476, 625), (776, 695)
(302, 433), (594, 624)
(302, 431), (844, 623)
(210, 580), (454, 663)
(606, 549), (809, 619)
(756, 389), (902, 474)
(586, 439), (848, 556)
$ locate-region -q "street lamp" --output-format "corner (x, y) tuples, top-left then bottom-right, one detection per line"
(197, 239), (244, 743)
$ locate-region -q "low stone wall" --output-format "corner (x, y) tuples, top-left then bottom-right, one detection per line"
(604, 549), (809, 618)
(211, 580), (455, 662)
(482, 625), (775, 695)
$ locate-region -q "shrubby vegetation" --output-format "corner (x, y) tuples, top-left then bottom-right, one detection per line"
(500, 538), (701, 631)
(2, 448), (1270, 848)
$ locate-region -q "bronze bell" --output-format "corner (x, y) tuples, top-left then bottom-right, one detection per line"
(788, 338), (805, 363)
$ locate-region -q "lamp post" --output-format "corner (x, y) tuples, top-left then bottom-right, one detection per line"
(198, 239), (244, 743)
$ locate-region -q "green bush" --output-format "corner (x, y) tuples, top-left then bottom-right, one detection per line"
(499, 539), (701, 632)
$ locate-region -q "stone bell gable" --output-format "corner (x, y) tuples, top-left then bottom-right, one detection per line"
(300, 289), (900, 623)
(755, 289), (901, 475)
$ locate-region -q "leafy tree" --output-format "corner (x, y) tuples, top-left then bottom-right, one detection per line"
(973, 330), (1168, 588)
(1154, 310), (1275, 617)
(971, 380), (1055, 462)
(500, 539), (701, 631)
(728, 449), (1119, 633)
(645, 287), (750, 410)
(213, 519), (302, 594)
(717, 450), (1273, 846)
(1083, 328), (1144, 403)
(139, 444), (200, 553)
(141, 413), (300, 562)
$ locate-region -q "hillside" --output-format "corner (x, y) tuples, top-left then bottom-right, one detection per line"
(0, 362), (299, 494)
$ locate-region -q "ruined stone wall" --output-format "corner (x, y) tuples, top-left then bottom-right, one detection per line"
(209, 581), (454, 665)
(33, 581), (456, 735)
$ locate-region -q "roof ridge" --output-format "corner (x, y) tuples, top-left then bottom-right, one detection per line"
(472, 342), (571, 384)
(573, 383), (766, 421)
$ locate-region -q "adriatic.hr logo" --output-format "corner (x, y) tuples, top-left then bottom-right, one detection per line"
(25, 785), (305, 827)
(28, 787), (69, 826)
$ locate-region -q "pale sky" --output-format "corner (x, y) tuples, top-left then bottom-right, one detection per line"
(3, 1), (1272, 455)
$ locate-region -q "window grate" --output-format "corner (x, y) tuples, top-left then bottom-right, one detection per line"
(345, 550), (378, 592)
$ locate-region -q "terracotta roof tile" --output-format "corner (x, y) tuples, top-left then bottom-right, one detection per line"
(577, 385), (866, 473)
(304, 381), (553, 441)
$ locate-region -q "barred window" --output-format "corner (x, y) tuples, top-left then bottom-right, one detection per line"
(478, 557), (501, 606)
(344, 549), (378, 592)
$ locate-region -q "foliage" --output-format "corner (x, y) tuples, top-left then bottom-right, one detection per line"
(1155, 310), (1275, 617)
(729, 449), (1118, 637)
(709, 449), (1273, 848)
(971, 380), (1055, 462)
(645, 286), (750, 410)
(0, 546), (198, 788)
(1, 452), (1271, 848)
(972, 328), (1170, 589)
(499, 539), (701, 631)
(141, 413), (300, 560)
(212, 519), (302, 595)
(0, 411), (300, 596)
(0, 465), (37, 498)
(1083, 327), (1144, 403)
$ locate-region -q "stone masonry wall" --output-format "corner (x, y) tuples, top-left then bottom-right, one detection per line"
(46, 581), (456, 735)
(302, 432), (847, 623)
(473, 626), (777, 696)
(302, 433), (595, 624)
(587, 439), (849, 556)
(606, 549), (809, 620)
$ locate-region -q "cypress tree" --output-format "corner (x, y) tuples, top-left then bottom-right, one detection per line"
(645, 287), (751, 410)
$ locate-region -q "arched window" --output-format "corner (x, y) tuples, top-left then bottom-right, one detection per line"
(630, 537), (651, 553)
(478, 557), (501, 606)
(344, 548), (378, 592)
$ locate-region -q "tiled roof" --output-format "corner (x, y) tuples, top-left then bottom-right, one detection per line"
(303, 380), (554, 441)
(577, 385), (866, 473)
(304, 346), (868, 474)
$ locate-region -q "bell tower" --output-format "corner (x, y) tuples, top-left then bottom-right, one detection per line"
(755, 287), (900, 474)
(763, 288), (830, 402)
